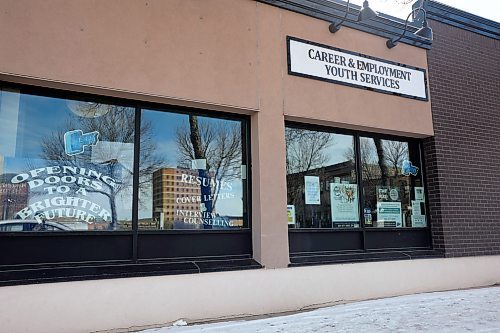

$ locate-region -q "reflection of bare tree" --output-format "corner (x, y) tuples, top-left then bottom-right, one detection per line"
(285, 128), (333, 174)
(344, 138), (379, 182)
(374, 139), (389, 186)
(345, 138), (411, 219)
(348, 139), (408, 183)
(176, 115), (241, 216)
(40, 103), (163, 229)
(383, 140), (408, 176)
(285, 128), (338, 228)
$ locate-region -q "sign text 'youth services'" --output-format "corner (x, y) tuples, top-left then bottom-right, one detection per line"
(287, 37), (427, 100)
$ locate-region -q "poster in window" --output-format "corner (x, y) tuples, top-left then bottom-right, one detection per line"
(330, 183), (359, 223)
(411, 200), (427, 227)
(304, 176), (320, 205)
(414, 187), (425, 201)
(377, 202), (402, 227)
(287, 205), (296, 225)
(376, 186), (402, 227)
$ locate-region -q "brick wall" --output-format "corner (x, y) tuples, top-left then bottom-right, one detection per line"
(424, 20), (500, 257)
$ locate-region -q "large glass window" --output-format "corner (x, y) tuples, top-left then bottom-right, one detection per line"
(360, 137), (425, 228)
(285, 124), (426, 230)
(0, 88), (135, 231)
(286, 126), (359, 228)
(138, 109), (248, 230)
(0, 88), (250, 232)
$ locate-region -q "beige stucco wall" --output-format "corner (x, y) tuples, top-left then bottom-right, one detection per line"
(0, 0), (433, 268)
(0, 255), (499, 333)
(0, 0), (260, 111)
(281, 10), (433, 137)
(2, 3), (492, 333)
(0, 0), (433, 132)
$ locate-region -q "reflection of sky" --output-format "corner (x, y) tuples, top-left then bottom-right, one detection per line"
(140, 110), (244, 217)
(0, 92), (68, 157)
(0, 92), (135, 220)
(324, 133), (354, 166)
(141, 110), (242, 167)
(360, 137), (409, 166)
(0, 91), (245, 220)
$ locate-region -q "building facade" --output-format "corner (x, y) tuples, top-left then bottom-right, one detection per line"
(0, 1), (498, 332)
(417, 0), (500, 257)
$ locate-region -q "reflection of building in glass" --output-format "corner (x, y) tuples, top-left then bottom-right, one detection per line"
(287, 161), (355, 228)
(152, 167), (207, 229)
(0, 173), (29, 220)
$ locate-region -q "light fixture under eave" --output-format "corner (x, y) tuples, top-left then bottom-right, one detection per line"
(329, 0), (378, 33)
(414, 18), (433, 40)
(386, 7), (433, 49)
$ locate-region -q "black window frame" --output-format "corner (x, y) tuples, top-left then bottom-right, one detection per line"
(285, 121), (438, 265)
(0, 82), (258, 285)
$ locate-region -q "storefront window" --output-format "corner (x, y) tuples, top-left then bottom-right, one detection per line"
(0, 88), (135, 231)
(285, 124), (427, 230)
(360, 137), (426, 228)
(138, 109), (248, 230)
(286, 126), (359, 228)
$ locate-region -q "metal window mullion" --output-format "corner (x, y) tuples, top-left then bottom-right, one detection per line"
(131, 105), (142, 262)
(353, 133), (367, 251)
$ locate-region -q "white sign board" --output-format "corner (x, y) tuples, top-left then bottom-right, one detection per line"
(377, 202), (403, 227)
(304, 176), (320, 205)
(287, 36), (428, 100)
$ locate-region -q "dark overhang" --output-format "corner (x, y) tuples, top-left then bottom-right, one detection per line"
(414, 0), (500, 40)
(257, 0), (433, 49)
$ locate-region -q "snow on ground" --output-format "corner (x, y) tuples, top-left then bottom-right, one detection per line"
(141, 286), (500, 333)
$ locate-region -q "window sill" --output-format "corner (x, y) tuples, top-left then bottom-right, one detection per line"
(289, 249), (444, 267)
(0, 256), (262, 287)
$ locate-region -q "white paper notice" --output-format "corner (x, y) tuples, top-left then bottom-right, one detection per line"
(91, 141), (134, 172)
(411, 200), (427, 227)
(377, 202), (402, 227)
(287, 205), (296, 225)
(191, 159), (207, 170)
(304, 176), (320, 205)
(414, 187), (425, 201)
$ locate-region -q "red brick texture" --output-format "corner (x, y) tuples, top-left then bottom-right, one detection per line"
(424, 20), (500, 257)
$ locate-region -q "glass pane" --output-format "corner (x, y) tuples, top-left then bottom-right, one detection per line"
(360, 137), (425, 228)
(139, 109), (247, 230)
(0, 88), (135, 231)
(286, 127), (359, 228)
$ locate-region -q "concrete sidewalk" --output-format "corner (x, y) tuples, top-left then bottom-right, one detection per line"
(141, 286), (500, 333)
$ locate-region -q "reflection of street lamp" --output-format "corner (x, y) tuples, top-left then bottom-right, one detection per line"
(2, 197), (14, 220)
